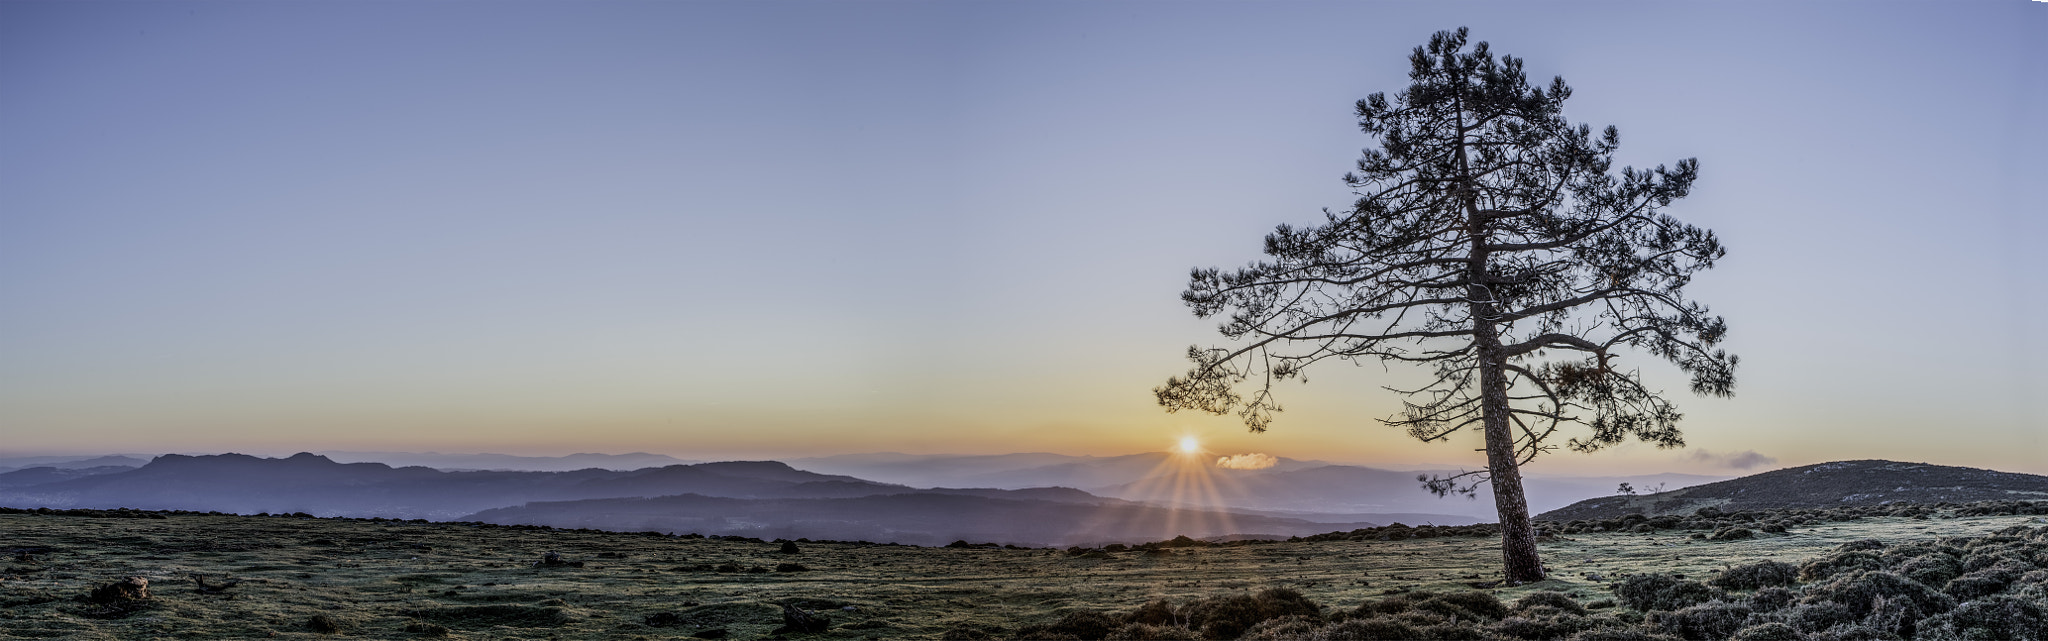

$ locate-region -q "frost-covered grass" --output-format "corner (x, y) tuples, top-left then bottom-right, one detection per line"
(0, 511), (2041, 639)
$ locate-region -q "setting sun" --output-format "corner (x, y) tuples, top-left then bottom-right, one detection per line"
(1177, 436), (1201, 455)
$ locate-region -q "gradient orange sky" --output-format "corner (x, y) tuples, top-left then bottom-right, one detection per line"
(3, 2), (2042, 476)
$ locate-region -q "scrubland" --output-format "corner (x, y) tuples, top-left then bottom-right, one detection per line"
(1, 507), (2043, 639)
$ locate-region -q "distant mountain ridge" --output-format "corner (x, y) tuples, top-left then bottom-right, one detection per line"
(318, 451), (695, 471)
(0, 466), (139, 489)
(788, 452), (1323, 490)
(0, 453), (907, 519)
(1537, 460), (2048, 521)
(0, 449), (1762, 547)
(0, 455), (150, 474)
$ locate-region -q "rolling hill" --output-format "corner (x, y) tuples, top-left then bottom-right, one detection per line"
(1538, 459), (2048, 521)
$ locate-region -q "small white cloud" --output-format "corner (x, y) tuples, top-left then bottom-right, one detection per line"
(1686, 449), (1777, 470)
(1216, 453), (1277, 470)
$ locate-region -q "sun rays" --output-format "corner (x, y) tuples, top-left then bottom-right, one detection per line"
(1071, 435), (1249, 544)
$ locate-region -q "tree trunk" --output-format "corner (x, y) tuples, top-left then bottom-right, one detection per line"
(1475, 332), (1547, 584)
(1458, 109), (1546, 585)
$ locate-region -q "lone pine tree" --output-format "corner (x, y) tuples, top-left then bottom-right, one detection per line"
(1157, 28), (1736, 583)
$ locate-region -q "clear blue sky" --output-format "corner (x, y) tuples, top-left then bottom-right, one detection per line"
(3, 1), (2042, 475)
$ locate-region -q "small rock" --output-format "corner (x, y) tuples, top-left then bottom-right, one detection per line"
(86, 577), (150, 603)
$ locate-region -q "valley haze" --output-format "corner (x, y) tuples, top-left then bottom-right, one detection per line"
(0, 450), (1730, 547)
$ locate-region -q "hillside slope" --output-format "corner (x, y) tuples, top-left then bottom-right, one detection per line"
(1539, 459), (2048, 521)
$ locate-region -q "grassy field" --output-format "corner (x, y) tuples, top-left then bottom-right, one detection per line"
(1, 511), (2042, 639)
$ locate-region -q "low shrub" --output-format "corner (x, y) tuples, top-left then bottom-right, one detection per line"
(1411, 590), (1508, 620)
(1105, 622), (1200, 640)
(1408, 620), (1494, 640)
(1837, 539), (1885, 553)
(1916, 594), (2048, 641)
(1709, 561), (1798, 590)
(1709, 527), (1755, 541)
(1744, 587), (1796, 612)
(1311, 617), (1415, 640)
(1803, 623), (1886, 641)
(1803, 571), (1955, 625)
(1610, 574), (1725, 612)
(1648, 600), (1752, 641)
(1513, 590), (1588, 615)
(1493, 613), (1598, 639)
(1727, 622), (1800, 641)
(1896, 553), (1964, 587)
(1784, 601), (1856, 633)
(1183, 587), (1322, 639)
(1943, 561), (2031, 600)
(1561, 628), (1681, 641)
(1797, 551), (1885, 582)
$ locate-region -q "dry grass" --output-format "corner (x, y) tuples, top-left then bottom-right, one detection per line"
(0, 512), (2040, 639)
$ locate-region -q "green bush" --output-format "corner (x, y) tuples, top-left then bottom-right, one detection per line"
(1411, 591), (1508, 620)
(1916, 594), (2048, 641)
(1311, 618), (1416, 640)
(1561, 628), (1681, 641)
(1649, 601), (1752, 641)
(1709, 561), (1797, 590)
(1743, 587), (1795, 612)
(1896, 553), (1964, 587)
(1514, 590), (1588, 616)
(1182, 587), (1322, 639)
(1727, 621), (1800, 641)
(1803, 570), (1955, 626)
(1493, 613), (1598, 639)
(1803, 623), (1886, 640)
(1106, 623), (1201, 640)
(1611, 574), (1725, 612)
(1797, 551), (1885, 582)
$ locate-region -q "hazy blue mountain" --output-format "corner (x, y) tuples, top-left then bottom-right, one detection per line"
(0, 455), (151, 474)
(0, 454), (903, 519)
(463, 492), (1382, 547)
(0, 465), (138, 489)
(318, 450), (694, 471)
